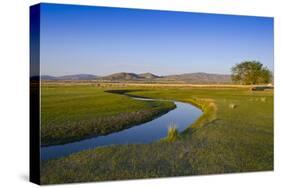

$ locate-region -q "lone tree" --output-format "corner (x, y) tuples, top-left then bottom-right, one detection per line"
(231, 61), (272, 85)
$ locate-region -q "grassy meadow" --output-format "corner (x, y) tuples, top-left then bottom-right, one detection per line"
(41, 84), (175, 146)
(40, 83), (273, 184)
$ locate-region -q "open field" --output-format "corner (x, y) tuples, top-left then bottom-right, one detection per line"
(41, 83), (273, 184)
(41, 84), (175, 146)
(42, 80), (272, 88)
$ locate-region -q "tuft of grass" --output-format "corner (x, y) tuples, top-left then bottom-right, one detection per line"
(261, 97), (266, 102)
(166, 124), (180, 142)
(229, 103), (237, 109)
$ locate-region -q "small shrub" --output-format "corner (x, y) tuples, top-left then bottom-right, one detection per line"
(167, 124), (180, 142)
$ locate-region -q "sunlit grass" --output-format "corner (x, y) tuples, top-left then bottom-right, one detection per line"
(41, 84), (175, 145)
(41, 85), (273, 184)
(166, 124), (180, 142)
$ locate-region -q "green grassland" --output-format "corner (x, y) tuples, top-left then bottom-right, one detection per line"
(41, 84), (273, 184)
(41, 84), (176, 145)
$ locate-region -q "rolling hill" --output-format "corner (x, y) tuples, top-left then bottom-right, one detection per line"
(101, 72), (141, 80)
(40, 74), (99, 80)
(40, 72), (231, 84)
(163, 72), (231, 84)
(101, 72), (161, 80)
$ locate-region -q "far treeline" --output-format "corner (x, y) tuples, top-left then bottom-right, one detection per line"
(231, 61), (272, 85)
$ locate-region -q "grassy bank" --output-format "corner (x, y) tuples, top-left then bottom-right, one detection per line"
(41, 86), (273, 184)
(41, 84), (175, 146)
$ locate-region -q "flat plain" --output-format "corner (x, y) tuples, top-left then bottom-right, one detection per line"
(40, 82), (273, 184)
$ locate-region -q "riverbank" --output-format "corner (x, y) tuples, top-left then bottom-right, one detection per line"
(41, 99), (202, 160)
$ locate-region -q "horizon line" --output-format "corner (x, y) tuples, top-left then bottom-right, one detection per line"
(40, 71), (233, 77)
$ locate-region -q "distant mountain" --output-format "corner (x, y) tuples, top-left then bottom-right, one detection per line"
(138, 73), (161, 79)
(164, 72), (231, 84)
(101, 72), (230, 83)
(40, 72), (232, 83)
(101, 72), (141, 80)
(40, 74), (99, 80)
(101, 72), (162, 80)
(57, 74), (98, 80)
(40, 75), (57, 80)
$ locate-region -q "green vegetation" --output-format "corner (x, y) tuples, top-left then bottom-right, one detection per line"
(41, 85), (273, 184)
(231, 61), (272, 84)
(166, 124), (180, 142)
(41, 84), (175, 145)
(41, 142), (192, 184)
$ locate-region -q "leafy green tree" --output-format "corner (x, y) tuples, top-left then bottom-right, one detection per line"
(231, 61), (272, 85)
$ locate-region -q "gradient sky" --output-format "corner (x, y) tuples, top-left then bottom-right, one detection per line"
(40, 3), (274, 76)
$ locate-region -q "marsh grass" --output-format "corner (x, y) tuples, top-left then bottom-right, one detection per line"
(229, 103), (237, 109)
(166, 124), (180, 142)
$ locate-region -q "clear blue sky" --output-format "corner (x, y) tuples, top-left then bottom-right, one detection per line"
(40, 3), (274, 76)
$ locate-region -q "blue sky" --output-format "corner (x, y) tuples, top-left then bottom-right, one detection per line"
(39, 3), (274, 76)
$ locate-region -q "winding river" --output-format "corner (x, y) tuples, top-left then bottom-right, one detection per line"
(41, 97), (202, 161)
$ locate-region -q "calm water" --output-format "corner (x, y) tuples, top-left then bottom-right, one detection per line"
(41, 97), (202, 160)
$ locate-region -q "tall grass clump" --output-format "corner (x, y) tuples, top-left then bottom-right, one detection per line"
(229, 103), (237, 109)
(261, 97), (266, 102)
(166, 124), (180, 142)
